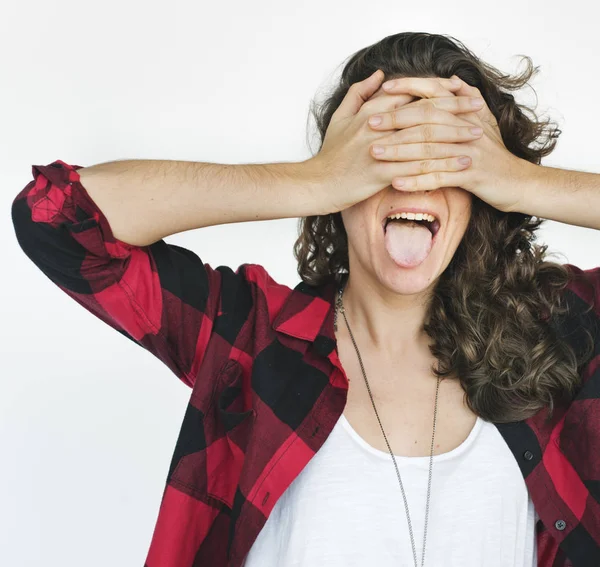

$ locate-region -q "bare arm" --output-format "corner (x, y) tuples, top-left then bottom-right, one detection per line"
(77, 159), (325, 247)
(77, 72), (428, 247)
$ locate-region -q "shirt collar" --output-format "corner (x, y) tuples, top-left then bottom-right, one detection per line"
(272, 276), (343, 346)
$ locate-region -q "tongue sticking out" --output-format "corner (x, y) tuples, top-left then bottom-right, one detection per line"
(384, 220), (433, 268)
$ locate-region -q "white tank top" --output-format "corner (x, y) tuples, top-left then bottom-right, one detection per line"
(243, 413), (538, 566)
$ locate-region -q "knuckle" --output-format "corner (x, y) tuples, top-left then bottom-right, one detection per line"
(391, 130), (406, 147)
(460, 97), (473, 111)
(359, 99), (374, 115)
(421, 123), (432, 141)
(356, 109), (370, 124)
(390, 129), (403, 142)
(419, 159), (433, 174)
(420, 99), (435, 118)
(423, 142), (434, 159)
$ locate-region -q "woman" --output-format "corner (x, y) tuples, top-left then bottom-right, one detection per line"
(11, 32), (600, 567)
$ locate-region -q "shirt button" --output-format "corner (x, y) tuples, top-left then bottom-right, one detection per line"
(555, 520), (566, 531)
(523, 450), (534, 461)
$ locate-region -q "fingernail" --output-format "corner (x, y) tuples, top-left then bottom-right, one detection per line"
(369, 115), (383, 126)
(470, 127), (483, 135)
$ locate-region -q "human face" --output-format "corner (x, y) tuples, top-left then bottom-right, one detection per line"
(340, 86), (473, 297)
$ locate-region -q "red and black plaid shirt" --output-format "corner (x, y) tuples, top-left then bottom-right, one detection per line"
(11, 159), (600, 567)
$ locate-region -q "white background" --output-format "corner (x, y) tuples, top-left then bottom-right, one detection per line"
(2, 0), (600, 565)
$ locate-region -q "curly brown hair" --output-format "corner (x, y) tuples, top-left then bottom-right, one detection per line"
(293, 31), (595, 423)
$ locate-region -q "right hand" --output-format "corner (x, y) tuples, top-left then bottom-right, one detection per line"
(305, 70), (476, 214)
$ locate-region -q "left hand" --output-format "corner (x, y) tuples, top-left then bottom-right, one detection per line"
(368, 75), (533, 213)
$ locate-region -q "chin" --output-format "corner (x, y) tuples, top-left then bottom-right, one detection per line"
(369, 255), (441, 296)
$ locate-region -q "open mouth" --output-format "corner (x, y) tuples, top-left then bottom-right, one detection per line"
(383, 213), (441, 238)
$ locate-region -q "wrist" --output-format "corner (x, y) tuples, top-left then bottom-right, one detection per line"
(510, 159), (545, 216)
(296, 157), (337, 216)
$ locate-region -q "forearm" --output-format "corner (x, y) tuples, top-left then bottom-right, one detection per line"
(77, 159), (324, 247)
(517, 161), (600, 230)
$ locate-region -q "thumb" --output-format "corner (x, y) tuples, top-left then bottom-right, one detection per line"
(334, 69), (385, 120)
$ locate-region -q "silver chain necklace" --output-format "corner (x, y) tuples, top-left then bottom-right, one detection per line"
(334, 285), (441, 567)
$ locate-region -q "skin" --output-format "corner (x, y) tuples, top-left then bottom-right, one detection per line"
(335, 83), (480, 457)
(336, 73), (600, 455)
(339, 84), (473, 356)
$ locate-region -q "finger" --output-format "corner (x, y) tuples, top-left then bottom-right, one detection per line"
(382, 155), (473, 179)
(381, 76), (463, 98)
(362, 92), (420, 116)
(446, 78), (492, 120)
(422, 95), (485, 114)
(370, 140), (474, 163)
(447, 75), (480, 97)
(362, 91), (454, 120)
(387, 123), (483, 145)
(367, 96), (483, 131)
(368, 103), (484, 133)
(390, 170), (468, 191)
(363, 77), (462, 119)
(333, 69), (386, 120)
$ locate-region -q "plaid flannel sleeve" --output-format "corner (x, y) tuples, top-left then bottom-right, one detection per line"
(11, 159), (230, 388)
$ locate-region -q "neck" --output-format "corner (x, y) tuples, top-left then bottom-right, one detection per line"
(339, 272), (433, 355)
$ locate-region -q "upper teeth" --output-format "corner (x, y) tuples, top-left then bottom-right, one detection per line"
(387, 212), (436, 222)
